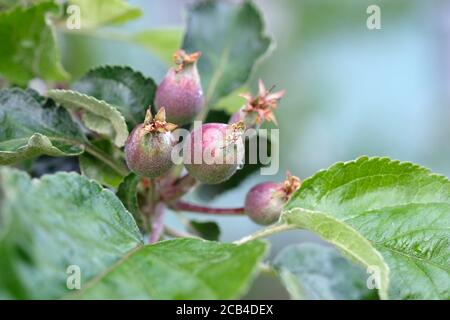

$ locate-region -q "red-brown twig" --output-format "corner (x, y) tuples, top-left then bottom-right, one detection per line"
(171, 200), (245, 215)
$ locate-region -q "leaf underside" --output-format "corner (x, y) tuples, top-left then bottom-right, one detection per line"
(0, 88), (86, 165)
(48, 89), (129, 147)
(274, 243), (377, 300)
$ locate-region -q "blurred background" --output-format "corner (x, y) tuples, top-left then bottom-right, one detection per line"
(56, 0), (449, 298)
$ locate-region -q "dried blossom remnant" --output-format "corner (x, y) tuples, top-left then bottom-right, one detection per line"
(173, 50), (202, 73)
(230, 120), (246, 132)
(240, 79), (285, 125)
(183, 123), (245, 184)
(223, 121), (246, 148)
(143, 107), (178, 133)
(281, 171), (301, 200)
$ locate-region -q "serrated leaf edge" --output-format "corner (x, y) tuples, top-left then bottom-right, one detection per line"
(287, 156), (449, 205)
(48, 89), (129, 147)
(80, 65), (155, 87)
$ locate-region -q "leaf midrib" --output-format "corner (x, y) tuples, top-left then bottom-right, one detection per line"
(65, 244), (144, 299)
(206, 43), (231, 104)
(0, 136), (84, 151)
(68, 242), (221, 299)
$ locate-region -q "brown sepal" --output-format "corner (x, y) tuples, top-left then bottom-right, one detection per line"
(281, 171), (301, 200)
(173, 49), (202, 72)
(143, 107), (178, 133)
(239, 79), (285, 125)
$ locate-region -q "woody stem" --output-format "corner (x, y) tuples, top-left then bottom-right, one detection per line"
(171, 200), (245, 215)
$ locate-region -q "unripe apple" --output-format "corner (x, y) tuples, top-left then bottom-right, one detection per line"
(183, 122), (245, 184)
(155, 50), (204, 126)
(125, 108), (177, 178)
(245, 173), (301, 225)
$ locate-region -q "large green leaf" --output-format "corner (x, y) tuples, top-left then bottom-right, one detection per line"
(67, 0), (141, 29)
(48, 89), (129, 147)
(0, 168), (142, 299)
(131, 29), (183, 64)
(71, 238), (267, 299)
(0, 168), (267, 300)
(274, 243), (377, 300)
(0, 88), (86, 165)
(73, 66), (156, 129)
(0, 1), (68, 85)
(182, 0), (271, 104)
(0, 0), (48, 9)
(283, 157), (450, 300)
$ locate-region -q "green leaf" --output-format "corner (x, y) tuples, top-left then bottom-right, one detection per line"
(214, 86), (248, 113)
(79, 139), (124, 189)
(0, 2), (69, 85)
(0, 0), (48, 9)
(68, 0), (141, 29)
(73, 66), (156, 129)
(131, 29), (183, 64)
(283, 157), (450, 300)
(48, 89), (129, 147)
(0, 88), (86, 165)
(274, 243), (377, 300)
(182, 0), (271, 104)
(0, 169), (265, 300)
(0, 168), (142, 299)
(116, 172), (144, 231)
(189, 220), (220, 241)
(71, 238), (267, 299)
